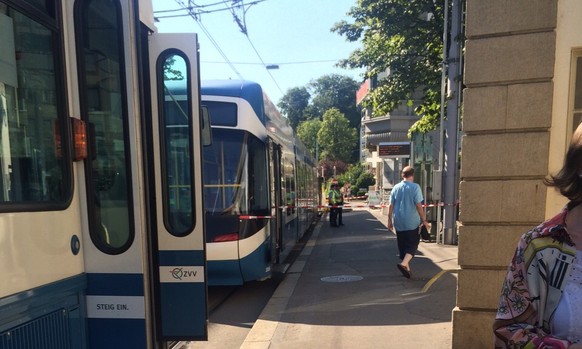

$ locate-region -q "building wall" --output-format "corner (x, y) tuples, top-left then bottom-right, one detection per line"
(454, 0), (558, 347)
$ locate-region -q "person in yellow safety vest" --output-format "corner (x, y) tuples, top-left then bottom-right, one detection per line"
(328, 183), (344, 227)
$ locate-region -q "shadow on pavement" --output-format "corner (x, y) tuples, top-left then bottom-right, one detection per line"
(273, 210), (457, 327)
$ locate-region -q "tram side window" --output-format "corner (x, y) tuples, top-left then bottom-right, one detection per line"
(204, 101), (237, 127)
(19, 0), (51, 14)
(0, 4), (69, 206)
(296, 162), (305, 208)
(75, 0), (133, 252)
(285, 162), (295, 215)
(247, 135), (269, 215)
(159, 54), (196, 236)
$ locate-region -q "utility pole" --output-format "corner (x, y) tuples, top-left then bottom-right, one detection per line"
(442, 0), (463, 245)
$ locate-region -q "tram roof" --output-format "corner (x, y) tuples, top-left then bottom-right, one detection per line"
(201, 80), (315, 163)
(201, 80), (263, 114)
(201, 80), (263, 98)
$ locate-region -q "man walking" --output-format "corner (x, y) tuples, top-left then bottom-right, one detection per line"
(387, 166), (429, 279)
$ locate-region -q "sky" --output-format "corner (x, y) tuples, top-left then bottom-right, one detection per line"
(152, 0), (365, 105)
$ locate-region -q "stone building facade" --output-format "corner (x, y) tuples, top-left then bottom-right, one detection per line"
(454, 0), (582, 347)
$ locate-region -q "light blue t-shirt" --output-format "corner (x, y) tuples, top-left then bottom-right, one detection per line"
(389, 180), (423, 231)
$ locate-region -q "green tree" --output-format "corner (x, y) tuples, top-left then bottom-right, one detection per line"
(354, 171), (375, 195)
(317, 108), (358, 162)
(332, 0), (446, 135)
(278, 86), (311, 130)
(339, 163), (364, 185)
(338, 163), (375, 195)
(163, 56), (184, 81)
(279, 74), (362, 132)
(296, 118), (322, 159)
(309, 74), (361, 129)
(320, 159), (347, 179)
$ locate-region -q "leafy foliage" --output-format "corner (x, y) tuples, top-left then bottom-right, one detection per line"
(338, 163), (375, 195)
(317, 108), (358, 162)
(278, 86), (311, 130)
(280, 74), (362, 165)
(163, 56), (184, 81)
(408, 90), (442, 137)
(278, 74), (362, 130)
(320, 159), (348, 179)
(332, 0), (446, 135)
(309, 74), (362, 129)
(354, 172), (375, 195)
(296, 118), (322, 158)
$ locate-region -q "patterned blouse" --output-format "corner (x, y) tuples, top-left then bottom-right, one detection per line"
(494, 205), (577, 349)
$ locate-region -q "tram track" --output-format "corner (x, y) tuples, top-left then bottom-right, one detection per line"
(207, 286), (241, 315)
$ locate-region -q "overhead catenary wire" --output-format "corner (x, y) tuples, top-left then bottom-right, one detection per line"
(244, 35), (284, 94)
(171, 0), (243, 79)
(222, 0), (248, 34)
(198, 20), (244, 79)
(155, 0), (267, 18)
(224, 0), (284, 94)
(163, 0), (284, 93)
(201, 59), (341, 65)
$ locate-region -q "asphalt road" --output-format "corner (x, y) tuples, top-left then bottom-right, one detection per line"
(185, 275), (283, 348)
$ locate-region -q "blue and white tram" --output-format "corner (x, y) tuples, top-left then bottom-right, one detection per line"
(201, 80), (319, 286)
(0, 0), (208, 348)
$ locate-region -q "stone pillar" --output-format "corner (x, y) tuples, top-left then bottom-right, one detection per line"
(453, 1), (557, 347)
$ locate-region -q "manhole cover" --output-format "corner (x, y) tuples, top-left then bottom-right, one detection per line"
(320, 275), (364, 283)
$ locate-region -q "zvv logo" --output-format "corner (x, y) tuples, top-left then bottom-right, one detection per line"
(160, 266), (204, 283)
(170, 267), (198, 280)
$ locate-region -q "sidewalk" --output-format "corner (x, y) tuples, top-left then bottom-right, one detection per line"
(241, 207), (459, 349)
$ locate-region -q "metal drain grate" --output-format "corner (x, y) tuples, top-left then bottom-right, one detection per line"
(320, 275), (364, 283)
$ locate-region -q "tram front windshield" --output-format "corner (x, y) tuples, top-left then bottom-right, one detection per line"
(202, 128), (269, 216)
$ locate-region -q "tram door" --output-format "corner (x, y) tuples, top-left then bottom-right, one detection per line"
(76, 2), (207, 346)
(75, 2), (162, 347)
(269, 141), (284, 263)
(148, 34), (208, 341)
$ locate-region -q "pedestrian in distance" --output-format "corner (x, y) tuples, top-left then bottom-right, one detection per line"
(328, 183), (343, 227)
(493, 123), (582, 348)
(387, 166), (429, 279)
(336, 185), (344, 226)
